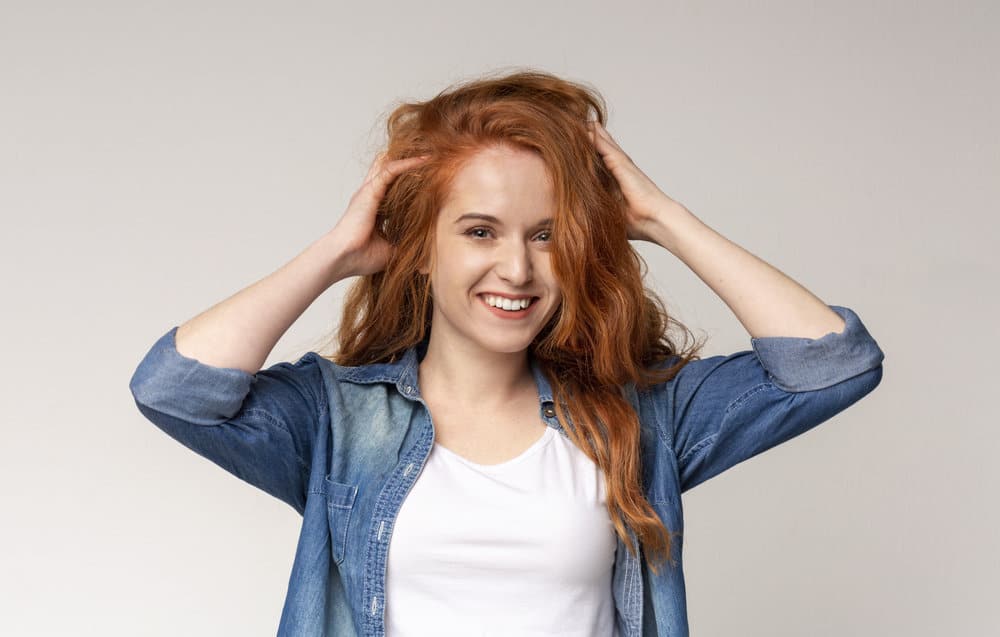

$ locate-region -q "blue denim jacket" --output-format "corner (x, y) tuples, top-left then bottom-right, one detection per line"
(128, 304), (884, 636)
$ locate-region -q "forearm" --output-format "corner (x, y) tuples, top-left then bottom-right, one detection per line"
(645, 203), (846, 340)
(174, 231), (353, 374)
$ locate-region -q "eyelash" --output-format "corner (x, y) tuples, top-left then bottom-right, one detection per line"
(465, 227), (552, 242)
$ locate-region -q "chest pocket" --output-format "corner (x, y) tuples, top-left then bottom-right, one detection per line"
(324, 475), (358, 566)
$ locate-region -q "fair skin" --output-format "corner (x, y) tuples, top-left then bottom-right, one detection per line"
(173, 118), (842, 457)
(585, 120), (846, 339)
(416, 144), (562, 416)
(413, 124), (845, 459)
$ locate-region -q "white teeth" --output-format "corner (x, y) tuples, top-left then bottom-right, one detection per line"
(483, 295), (533, 311)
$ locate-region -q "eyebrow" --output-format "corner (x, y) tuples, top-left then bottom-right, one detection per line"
(454, 213), (553, 228)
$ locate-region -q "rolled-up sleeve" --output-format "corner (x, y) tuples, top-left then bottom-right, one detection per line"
(751, 305), (885, 392)
(652, 305), (885, 493)
(128, 326), (327, 515)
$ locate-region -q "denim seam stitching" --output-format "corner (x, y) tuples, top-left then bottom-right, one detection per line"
(677, 382), (773, 465)
(326, 482), (356, 565)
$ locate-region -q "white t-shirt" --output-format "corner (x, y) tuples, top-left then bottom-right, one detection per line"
(385, 424), (620, 637)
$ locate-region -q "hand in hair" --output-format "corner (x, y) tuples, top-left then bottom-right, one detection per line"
(588, 120), (686, 243)
(328, 152), (431, 277)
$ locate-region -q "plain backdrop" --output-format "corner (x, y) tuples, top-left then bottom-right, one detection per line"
(2, 0), (996, 635)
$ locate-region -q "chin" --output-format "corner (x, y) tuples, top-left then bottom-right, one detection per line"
(474, 334), (537, 355)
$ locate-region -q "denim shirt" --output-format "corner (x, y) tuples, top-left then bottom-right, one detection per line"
(128, 304), (885, 636)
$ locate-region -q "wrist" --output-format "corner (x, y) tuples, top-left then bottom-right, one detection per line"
(643, 202), (702, 253)
(311, 231), (358, 285)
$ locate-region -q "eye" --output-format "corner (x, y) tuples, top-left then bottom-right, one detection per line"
(463, 227), (552, 242)
(465, 227), (494, 239)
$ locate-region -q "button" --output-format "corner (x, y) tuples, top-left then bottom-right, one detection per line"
(404, 385), (413, 394)
(543, 406), (555, 418)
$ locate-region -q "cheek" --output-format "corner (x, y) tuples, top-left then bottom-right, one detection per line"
(430, 250), (489, 294)
(447, 250), (493, 280)
(537, 260), (560, 289)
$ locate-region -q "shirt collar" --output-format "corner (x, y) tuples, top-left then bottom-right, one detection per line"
(335, 336), (555, 407)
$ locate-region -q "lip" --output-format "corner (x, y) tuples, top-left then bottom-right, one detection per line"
(477, 291), (537, 301)
(477, 293), (540, 320)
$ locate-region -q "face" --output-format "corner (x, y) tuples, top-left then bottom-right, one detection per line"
(419, 144), (562, 356)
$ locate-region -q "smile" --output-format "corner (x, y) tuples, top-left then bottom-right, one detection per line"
(478, 294), (539, 319)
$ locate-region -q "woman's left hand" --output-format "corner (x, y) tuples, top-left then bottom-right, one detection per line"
(587, 120), (685, 242)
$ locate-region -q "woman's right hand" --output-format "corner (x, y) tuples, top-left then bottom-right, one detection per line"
(328, 152), (430, 278)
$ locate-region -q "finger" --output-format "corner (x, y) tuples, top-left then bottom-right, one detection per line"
(365, 155), (430, 192)
(365, 154), (423, 181)
(593, 122), (623, 151)
(363, 152), (389, 182)
(590, 127), (621, 159)
(366, 150), (423, 175)
(593, 126), (635, 165)
(588, 121), (616, 149)
(376, 155), (431, 180)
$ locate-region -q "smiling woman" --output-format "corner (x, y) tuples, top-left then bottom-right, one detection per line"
(330, 71), (701, 577)
(417, 144), (562, 356)
(130, 67), (885, 637)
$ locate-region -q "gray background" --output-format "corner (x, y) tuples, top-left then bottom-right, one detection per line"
(2, 0), (996, 635)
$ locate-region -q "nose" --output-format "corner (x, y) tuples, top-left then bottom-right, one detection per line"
(495, 238), (533, 285)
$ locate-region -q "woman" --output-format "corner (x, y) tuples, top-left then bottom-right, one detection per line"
(129, 69), (885, 636)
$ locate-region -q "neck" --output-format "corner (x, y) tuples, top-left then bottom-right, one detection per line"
(417, 332), (536, 410)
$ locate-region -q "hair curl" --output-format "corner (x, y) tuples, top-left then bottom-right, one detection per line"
(322, 67), (707, 575)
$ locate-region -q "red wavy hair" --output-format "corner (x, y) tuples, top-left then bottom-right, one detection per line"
(326, 68), (706, 574)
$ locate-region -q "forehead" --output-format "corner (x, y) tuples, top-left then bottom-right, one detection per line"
(442, 145), (555, 212)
